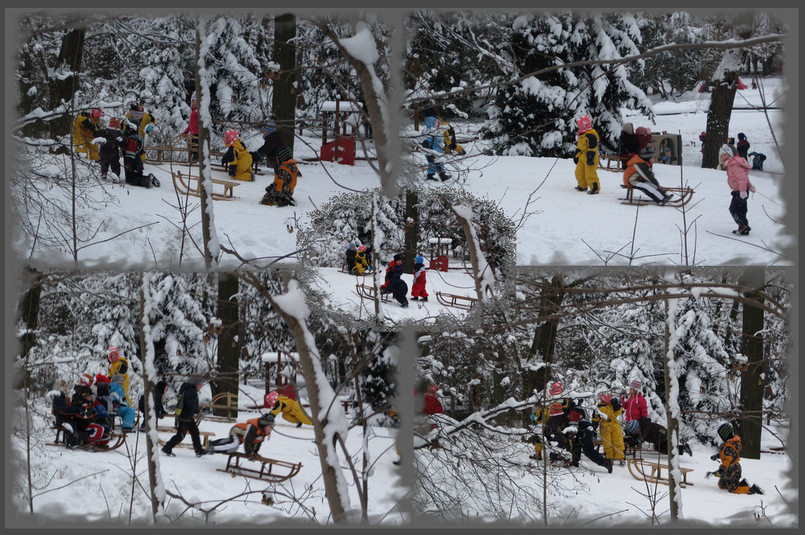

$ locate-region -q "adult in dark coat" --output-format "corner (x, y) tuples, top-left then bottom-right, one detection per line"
(162, 376), (206, 457)
(380, 254), (409, 307)
(345, 242), (358, 271)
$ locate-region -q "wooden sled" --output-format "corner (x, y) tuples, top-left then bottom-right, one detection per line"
(172, 170), (241, 200)
(217, 452), (302, 483)
(340, 263), (373, 276)
(146, 134), (197, 165)
(627, 458), (693, 488)
(49, 425), (127, 452)
(156, 427), (216, 449)
(356, 283), (390, 302)
(435, 291), (478, 311)
(620, 185), (694, 208)
(598, 154), (628, 172)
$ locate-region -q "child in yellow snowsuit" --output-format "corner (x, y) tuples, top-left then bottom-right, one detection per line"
(573, 114), (601, 195)
(222, 129), (254, 181)
(72, 109), (103, 161)
(592, 392), (625, 464)
(269, 395), (313, 427)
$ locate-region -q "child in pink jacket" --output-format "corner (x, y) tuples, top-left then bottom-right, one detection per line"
(721, 144), (756, 236)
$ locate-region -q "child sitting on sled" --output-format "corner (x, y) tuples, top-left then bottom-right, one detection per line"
(623, 147), (673, 205)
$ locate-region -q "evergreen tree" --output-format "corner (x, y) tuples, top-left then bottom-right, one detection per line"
(482, 11), (654, 156)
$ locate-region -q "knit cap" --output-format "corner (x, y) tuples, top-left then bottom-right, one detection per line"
(629, 379), (642, 390)
(111, 372), (125, 384)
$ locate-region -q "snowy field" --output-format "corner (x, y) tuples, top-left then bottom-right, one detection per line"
(11, 78), (793, 271)
(11, 380), (405, 527)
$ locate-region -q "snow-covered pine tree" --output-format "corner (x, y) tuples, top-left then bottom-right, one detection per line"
(482, 11), (654, 156)
(146, 272), (215, 377)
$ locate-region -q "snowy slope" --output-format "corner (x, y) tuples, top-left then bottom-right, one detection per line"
(12, 380), (404, 526)
(11, 80), (793, 270)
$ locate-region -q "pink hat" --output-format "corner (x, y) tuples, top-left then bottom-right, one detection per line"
(549, 382), (563, 396)
(576, 115), (592, 135)
(599, 393), (612, 405)
(108, 345), (120, 361)
(78, 373), (94, 387)
(629, 379), (642, 390)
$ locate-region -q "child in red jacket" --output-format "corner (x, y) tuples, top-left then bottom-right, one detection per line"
(721, 144), (756, 235)
(411, 255), (428, 302)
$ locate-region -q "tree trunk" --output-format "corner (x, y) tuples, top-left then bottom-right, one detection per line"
(214, 273), (240, 419)
(525, 275), (566, 394)
(15, 266), (43, 391)
(701, 71), (738, 169)
(663, 297), (679, 521)
(273, 14), (296, 153)
(140, 273), (162, 519)
(403, 190), (419, 274)
(195, 17), (216, 277)
(50, 25), (85, 137)
(736, 269), (765, 459)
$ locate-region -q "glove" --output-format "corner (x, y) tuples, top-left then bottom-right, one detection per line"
(710, 453), (720, 461)
(705, 471), (714, 479)
(750, 186), (756, 193)
(229, 164), (237, 177)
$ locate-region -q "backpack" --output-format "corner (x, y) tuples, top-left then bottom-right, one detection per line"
(174, 391), (185, 417)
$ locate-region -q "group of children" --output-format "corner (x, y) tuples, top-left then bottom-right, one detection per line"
(345, 247), (429, 308)
(72, 102), (161, 189)
(72, 95), (300, 206)
(420, 109), (465, 182)
(520, 379), (764, 495)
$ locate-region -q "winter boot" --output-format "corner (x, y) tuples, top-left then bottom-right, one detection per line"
(439, 172), (451, 181)
(195, 449), (206, 458)
(619, 459), (626, 466)
(661, 192), (674, 205)
(587, 182), (600, 195)
(411, 296), (419, 301)
(680, 443), (693, 456)
(296, 421), (303, 428)
(574, 185), (587, 192)
(401, 302), (409, 308)
(101, 173), (108, 181)
(162, 446), (175, 457)
(740, 225), (751, 235)
(421, 297), (428, 302)
(149, 174), (161, 188)
(605, 458), (613, 473)
(749, 484), (764, 495)
(426, 174), (438, 181)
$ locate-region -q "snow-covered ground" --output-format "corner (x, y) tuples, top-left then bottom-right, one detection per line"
(307, 266), (479, 324)
(11, 78), (793, 271)
(11, 380), (405, 526)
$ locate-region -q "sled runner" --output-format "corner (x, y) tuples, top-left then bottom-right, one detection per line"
(217, 452), (302, 483)
(620, 185), (695, 208)
(172, 170), (241, 200)
(356, 283), (391, 303)
(627, 458), (694, 488)
(435, 291), (478, 311)
(49, 424), (127, 452)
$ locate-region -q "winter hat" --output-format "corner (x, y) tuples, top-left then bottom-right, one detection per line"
(348, 242), (357, 251)
(719, 144), (736, 158)
(737, 133), (747, 142)
(626, 420), (640, 435)
(108, 345), (120, 361)
(224, 129), (239, 147)
(576, 115), (592, 134)
(108, 117), (121, 130)
(95, 373), (110, 385)
(91, 108), (104, 121)
(426, 384), (439, 394)
(258, 413), (276, 428)
(190, 91), (196, 102)
(717, 423), (734, 442)
(393, 253), (403, 262)
(639, 146), (655, 159)
(629, 379), (642, 391)
(266, 391), (280, 407)
(111, 372), (125, 384)
(599, 393), (612, 405)
(262, 121), (277, 137)
(156, 380), (169, 393)
(549, 381), (563, 396)
(414, 255), (424, 264)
